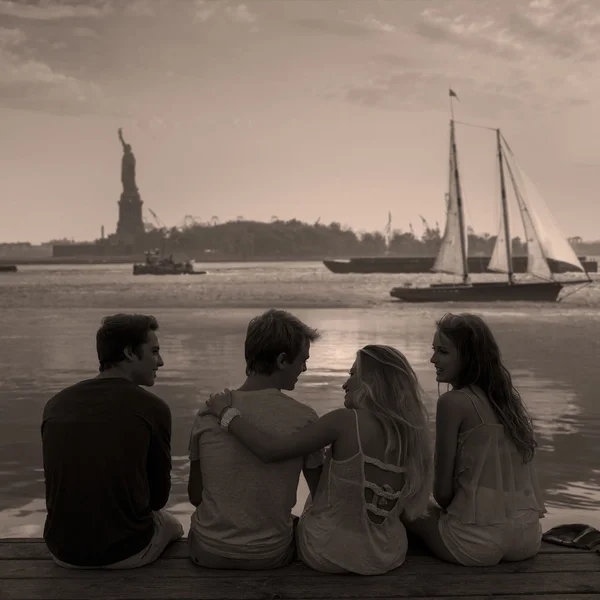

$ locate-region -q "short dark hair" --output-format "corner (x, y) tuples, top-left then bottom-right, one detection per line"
(245, 309), (320, 376)
(96, 314), (159, 372)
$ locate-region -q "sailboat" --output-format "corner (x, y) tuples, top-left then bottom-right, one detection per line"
(390, 117), (592, 303)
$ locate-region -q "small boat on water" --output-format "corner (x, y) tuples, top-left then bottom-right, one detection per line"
(0, 265), (17, 273)
(390, 92), (592, 304)
(133, 250), (206, 276)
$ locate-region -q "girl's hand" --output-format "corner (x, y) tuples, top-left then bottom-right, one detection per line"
(205, 389), (233, 418)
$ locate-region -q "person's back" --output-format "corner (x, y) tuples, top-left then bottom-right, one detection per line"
(297, 409), (410, 575)
(187, 308), (324, 569)
(188, 389), (319, 563)
(441, 386), (546, 557)
(43, 378), (171, 565)
(412, 312), (546, 567)
(42, 313), (183, 569)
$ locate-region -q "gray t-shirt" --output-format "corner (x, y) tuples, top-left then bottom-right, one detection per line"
(188, 389), (324, 560)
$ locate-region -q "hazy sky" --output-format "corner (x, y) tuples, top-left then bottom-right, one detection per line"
(1, 0), (599, 244)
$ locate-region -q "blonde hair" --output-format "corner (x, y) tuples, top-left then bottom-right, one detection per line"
(354, 345), (433, 520)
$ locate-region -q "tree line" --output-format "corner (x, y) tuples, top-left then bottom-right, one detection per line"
(134, 218), (550, 258)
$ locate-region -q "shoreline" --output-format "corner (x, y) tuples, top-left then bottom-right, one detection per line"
(0, 256), (326, 266)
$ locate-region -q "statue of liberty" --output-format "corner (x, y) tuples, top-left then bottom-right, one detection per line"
(118, 128), (138, 194)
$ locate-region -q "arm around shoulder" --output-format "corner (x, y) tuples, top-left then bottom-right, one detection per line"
(226, 407), (347, 463)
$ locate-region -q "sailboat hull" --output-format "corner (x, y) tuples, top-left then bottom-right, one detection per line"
(390, 281), (564, 303)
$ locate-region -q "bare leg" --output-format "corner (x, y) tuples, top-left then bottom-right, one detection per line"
(403, 503), (461, 564)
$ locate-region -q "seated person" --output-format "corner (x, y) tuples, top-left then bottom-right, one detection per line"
(187, 309), (324, 570)
(42, 313), (183, 569)
(404, 313), (546, 566)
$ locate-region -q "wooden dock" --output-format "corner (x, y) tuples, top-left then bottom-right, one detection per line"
(0, 538), (596, 599)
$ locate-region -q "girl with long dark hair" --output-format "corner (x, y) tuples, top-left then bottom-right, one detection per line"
(405, 313), (546, 566)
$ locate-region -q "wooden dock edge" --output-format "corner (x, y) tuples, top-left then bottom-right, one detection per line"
(0, 538), (597, 600)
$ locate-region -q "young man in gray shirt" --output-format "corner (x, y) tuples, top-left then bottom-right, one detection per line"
(187, 309), (324, 569)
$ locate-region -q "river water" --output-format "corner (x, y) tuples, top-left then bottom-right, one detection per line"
(1, 262), (599, 537)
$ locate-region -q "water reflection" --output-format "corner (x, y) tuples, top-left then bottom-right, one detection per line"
(1, 305), (599, 537)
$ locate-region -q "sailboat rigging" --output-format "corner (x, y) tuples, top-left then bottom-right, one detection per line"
(390, 103), (592, 303)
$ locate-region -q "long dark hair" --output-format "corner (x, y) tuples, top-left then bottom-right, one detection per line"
(436, 313), (537, 463)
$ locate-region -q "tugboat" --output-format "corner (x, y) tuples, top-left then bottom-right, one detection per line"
(133, 249), (207, 275)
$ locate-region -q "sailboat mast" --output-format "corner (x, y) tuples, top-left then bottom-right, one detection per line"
(450, 119), (469, 284)
(496, 129), (513, 283)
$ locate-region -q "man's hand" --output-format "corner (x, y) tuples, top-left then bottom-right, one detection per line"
(201, 389), (233, 418)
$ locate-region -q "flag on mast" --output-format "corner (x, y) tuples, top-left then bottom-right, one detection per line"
(449, 89), (459, 100)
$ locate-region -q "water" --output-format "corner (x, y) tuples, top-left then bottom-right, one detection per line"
(1, 262), (599, 538)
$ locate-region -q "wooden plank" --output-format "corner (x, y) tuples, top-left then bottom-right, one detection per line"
(7, 597), (598, 600)
(0, 552), (597, 579)
(0, 539), (587, 560)
(1, 571), (599, 599)
(4, 597), (600, 600)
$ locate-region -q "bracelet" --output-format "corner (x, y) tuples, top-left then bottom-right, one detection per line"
(218, 405), (231, 421)
(220, 407), (241, 431)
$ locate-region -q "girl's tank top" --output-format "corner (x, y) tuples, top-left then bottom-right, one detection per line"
(296, 409), (409, 575)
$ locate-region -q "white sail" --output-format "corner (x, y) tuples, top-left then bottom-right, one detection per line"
(488, 140), (512, 275)
(433, 124), (468, 277)
(502, 140), (585, 276)
(488, 192), (510, 273)
(501, 149), (551, 278)
(512, 163), (583, 272)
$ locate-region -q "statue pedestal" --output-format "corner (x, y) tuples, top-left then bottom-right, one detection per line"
(116, 189), (145, 243)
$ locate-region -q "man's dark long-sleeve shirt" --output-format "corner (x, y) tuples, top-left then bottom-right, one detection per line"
(41, 377), (172, 566)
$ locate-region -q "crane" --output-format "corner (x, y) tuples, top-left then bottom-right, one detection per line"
(147, 208), (166, 230)
(145, 208), (168, 256)
(182, 215), (203, 229)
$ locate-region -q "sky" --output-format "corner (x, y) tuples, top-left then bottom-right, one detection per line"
(1, 0), (599, 244)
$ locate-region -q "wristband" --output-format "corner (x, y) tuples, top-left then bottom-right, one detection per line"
(218, 404), (231, 421)
(220, 407), (241, 431)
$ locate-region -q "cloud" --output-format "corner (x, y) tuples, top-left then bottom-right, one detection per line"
(194, 1), (257, 25)
(416, 2), (600, 63)
(363, 16), (395, 33)
(292, 13), (397, 38)
(416, 9), (523, 59)
(0, 26), (26, 45)
(123, 0), (155, 18)
(341, 64), (581, 121)
(0, 37), (114, 116)
(0, 0), (113, 20)
(226, 4), (256, 24)
(292, 17), (370, 37)
(72, 26), (99, 38)
(194, 0), (217, 23)
(508, 0), (600, 62)
(390, 1), (599, 119)
(344, 70), (454, 112)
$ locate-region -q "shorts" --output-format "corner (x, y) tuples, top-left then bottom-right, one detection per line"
(438, 510), (542, 567)
(50, 509), (184, 570)
(188, 517), (298, 570)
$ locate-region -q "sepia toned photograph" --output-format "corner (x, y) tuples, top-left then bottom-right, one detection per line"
(1, 0), (599, 598)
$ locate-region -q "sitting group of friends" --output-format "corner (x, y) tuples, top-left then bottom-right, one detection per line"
(41, 308), (546, 574)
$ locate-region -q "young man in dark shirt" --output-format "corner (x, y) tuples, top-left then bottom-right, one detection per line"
(42, 313), (183, 568)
